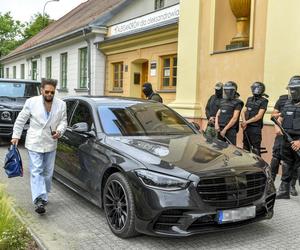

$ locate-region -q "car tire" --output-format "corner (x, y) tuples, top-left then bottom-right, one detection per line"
(103, 172), (138, 238)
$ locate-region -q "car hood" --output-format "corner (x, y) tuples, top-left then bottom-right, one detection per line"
(105, 134), (265, 180)
(0, 98), (26, 110)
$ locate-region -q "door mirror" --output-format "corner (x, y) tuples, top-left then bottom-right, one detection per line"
(191, 122), (200, 131)
(72, 122), (89, 133)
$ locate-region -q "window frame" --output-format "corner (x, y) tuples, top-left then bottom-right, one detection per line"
(155, 0), (165, 10)
(31, 61), (37, 80)
(112, 62), (124, 91)
(20, 64), (25, 79)
(60, 52), (68, 89)
(79, 47), (88, 89)
(160, 54), (177, 90)
(6, 68), (9, 78)
(46, 56), (52, 79)
(13, 66), (16, 79)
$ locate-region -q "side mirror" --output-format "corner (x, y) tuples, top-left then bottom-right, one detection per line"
(191, 122), (201, 130)
(72, 122), (89, 133)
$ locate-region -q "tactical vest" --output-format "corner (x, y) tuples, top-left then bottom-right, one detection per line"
(245, 96), (266, 128)
(282, 99), (300, 135)
(209, 96), (222, 118)
(219, 99), (242, 130)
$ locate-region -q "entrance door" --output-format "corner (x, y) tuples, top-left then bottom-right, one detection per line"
(141, 62), (149, 98)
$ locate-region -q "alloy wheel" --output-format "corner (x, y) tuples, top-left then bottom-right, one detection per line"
(104, 180), (128, 231)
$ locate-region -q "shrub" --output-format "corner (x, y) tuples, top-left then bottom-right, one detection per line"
(0, 185), (36, 249)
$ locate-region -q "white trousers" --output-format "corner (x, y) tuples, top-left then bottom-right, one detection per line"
(28, 150), (56, 204)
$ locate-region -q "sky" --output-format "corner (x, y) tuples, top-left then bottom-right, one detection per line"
(1, 0), (88, 23)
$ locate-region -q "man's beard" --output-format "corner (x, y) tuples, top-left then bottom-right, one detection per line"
(43, 95), (54, 103)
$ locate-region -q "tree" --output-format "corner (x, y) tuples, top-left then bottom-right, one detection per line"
(0, 12), (24, 57)
(23, 13), (53, 41)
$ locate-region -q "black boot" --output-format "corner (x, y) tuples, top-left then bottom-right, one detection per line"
(276, 181), (290, 199)
(290, 176), (298, 196)
(270, 158), (280, 181)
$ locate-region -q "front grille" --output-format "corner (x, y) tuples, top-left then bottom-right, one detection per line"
(154, 209), (189, 232)
(0, 110), (19, 124)
(197, 171), (266, 209)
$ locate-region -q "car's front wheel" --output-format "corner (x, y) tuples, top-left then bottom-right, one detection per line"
(103, 172), (137, 238)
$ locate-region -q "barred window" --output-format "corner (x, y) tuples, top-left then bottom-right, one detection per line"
(60, 53), (68, 89)
(46, 57), (52, 79)
(79, 47), (88, 88)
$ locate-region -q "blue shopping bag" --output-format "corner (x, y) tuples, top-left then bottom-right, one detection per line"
(3, 145), (23, 178)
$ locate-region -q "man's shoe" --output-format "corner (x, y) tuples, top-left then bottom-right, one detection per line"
(290, 185), (298, 196)
(276, 181), (290, 199)
(35, 199), (46, 214)
(42, 200), (48, 206)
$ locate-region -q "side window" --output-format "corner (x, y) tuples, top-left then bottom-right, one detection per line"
(70, 102), (94, 130)
(65, 100), (77, 123)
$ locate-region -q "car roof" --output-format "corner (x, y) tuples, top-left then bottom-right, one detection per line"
(0, 78), (41, 84)
(63, 96), (157, 105)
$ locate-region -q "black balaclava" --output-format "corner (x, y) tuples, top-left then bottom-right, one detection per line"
(142, 83), (153, 97)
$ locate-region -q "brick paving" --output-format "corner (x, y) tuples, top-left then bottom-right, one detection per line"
(1, 141), (300, 250)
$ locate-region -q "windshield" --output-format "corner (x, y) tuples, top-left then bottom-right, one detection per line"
(0, 81), (39, 98)
(98, 102), (195, 136)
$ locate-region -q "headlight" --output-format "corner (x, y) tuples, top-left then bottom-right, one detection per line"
(135, 169), (190, 191)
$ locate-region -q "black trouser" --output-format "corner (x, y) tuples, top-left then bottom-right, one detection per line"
(270, 135), (283, 180)
(243, 126), (262, 156)
(280, 137), (300, 183)
(218, 127), (237, 145)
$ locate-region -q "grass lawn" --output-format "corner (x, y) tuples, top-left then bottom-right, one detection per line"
(0, 185), (38, 250)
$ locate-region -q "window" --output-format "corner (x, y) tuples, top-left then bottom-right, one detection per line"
(0, 67), (3, 78)
(46, 56), (52, 79)
(13, 66), (16, 78)
(70, 102), (94, 131)
(155, 0), (165, 10)
(161, 55), (177, 89)
(60, 53), (68, 89)
(112, 62), (123, 90)
(79, 47), (88, 88)
(32, 61), (37, 80)
(64, 100), (76, 122)
(6, 68), (9, 78)
(20, 64), (25, 79)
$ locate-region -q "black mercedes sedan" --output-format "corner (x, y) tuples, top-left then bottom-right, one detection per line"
(54, 96), (276, 238)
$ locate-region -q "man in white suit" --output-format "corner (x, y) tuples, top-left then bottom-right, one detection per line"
(11, 78), (67, 214)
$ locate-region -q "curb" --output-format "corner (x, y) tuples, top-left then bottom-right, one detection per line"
(11, 206), (48, 250)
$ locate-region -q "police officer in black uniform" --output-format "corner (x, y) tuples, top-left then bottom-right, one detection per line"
(270, 94), (289, 181)
(205, 82), (223, 138)
(142, 82), (163, 103)
(215, 81), (244, 145)
(276, 76), (300, 199)
(241, 82), (268, 156)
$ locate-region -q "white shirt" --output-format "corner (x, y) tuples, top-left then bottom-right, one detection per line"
(12, 95), (67, 153)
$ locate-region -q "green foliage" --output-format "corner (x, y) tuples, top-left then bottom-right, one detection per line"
(0, 12), (24, 57)
(23, 12), (54, 41)
(0, 185), (35, 249)
(0, 11), (53, 57)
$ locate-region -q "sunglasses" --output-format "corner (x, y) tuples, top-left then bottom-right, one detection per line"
(44, 90), (55, 95)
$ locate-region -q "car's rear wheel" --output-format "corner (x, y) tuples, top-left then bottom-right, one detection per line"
(103, 172), (137, 238)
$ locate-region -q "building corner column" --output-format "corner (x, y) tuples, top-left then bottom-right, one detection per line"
(169, 0), (202, 119)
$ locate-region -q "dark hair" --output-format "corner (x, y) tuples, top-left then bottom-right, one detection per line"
(41, 78), (57, 88)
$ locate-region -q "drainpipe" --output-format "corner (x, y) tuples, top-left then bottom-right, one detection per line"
(82, 28), (92, 95)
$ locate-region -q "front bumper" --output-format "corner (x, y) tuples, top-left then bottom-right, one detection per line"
(127, 170), (276, 237)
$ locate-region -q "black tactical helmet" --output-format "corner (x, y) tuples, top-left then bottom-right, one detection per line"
(251, 81), (265, 96)
(223, 81), (237, 100)
(214, 82), (223, 98)
(215, 82), (223, 90)
(288, 76), (300, 102)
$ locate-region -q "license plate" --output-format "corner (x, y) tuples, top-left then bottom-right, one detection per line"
(217, 206), (256, 224)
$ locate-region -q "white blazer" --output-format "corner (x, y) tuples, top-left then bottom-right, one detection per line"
(12, 95), (67, 153)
